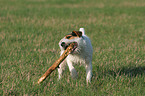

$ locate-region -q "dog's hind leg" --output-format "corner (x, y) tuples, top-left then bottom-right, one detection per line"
(66, 59), (78, 79)
(85, 62), (92, 83)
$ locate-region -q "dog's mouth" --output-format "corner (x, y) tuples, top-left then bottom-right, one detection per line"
(61, 42), (78, 52)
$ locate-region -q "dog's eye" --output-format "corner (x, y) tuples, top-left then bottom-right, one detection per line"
(66, 36), (71, 39)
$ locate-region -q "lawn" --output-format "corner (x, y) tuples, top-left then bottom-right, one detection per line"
(0, 0), (145, 95)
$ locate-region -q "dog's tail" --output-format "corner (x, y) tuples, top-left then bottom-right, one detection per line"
(79, 28), (85, 36)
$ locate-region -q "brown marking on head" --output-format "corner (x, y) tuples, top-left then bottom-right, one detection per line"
(65, 31), (82, 39)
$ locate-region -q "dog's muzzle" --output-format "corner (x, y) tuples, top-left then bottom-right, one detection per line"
(61, 42), (78, 52)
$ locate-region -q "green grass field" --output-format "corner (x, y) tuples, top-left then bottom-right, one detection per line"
(0, 0), (145, 95)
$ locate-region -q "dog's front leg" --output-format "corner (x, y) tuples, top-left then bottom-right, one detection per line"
(66, 59), (78, 79)
(58, 60), (66, 80)
(86, 62), (92, 83)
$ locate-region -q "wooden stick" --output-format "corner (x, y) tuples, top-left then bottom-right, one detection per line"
(37, 43), (76, 84)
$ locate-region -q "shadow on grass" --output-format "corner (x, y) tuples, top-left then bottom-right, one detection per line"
(106, 66), (145, 78)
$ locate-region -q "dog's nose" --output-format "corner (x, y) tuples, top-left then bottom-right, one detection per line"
(61, 42), (65, 47)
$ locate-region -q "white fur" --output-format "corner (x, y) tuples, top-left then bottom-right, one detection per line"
(79, 28), (85, 35)
(58, 28), (93, 83)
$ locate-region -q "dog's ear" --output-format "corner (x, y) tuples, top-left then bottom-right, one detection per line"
(72, 31), (82, 37)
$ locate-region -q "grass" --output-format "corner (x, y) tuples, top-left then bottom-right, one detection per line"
(0, 0), (145, 95)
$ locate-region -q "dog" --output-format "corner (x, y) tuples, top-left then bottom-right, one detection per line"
(58, 28), (93, 83)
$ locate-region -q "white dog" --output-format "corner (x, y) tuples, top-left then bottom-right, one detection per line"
(58, 28), (93, 83)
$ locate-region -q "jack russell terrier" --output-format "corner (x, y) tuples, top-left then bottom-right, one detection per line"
(58, 28), (93, 83)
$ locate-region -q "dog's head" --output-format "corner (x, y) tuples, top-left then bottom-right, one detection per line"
(59, 30), (84, 53)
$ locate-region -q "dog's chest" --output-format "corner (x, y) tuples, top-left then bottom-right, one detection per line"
(67, 54), (85, 65)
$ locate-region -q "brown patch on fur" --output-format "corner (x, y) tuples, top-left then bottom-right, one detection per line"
(65, 31), (82, 39)
(72, 31), (82, 37)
